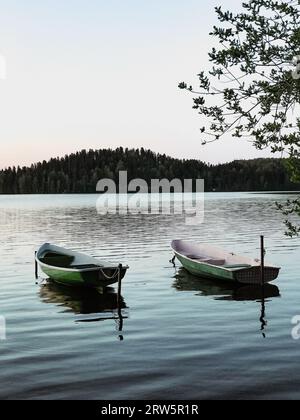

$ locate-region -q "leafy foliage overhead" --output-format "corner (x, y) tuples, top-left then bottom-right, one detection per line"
(179, 0), (300, 234)
(179, 0), (300, 161)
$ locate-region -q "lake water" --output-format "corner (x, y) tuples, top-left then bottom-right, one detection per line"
(0, 192), (300, 400)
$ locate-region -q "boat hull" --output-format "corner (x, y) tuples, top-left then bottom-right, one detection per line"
(40, 264), (128, 288)
(175, 253), (235, 281)
(176, 253), (279, 284)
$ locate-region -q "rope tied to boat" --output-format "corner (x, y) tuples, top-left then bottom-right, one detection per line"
(169, 255), (176, 267)
(99, 266), (120, 280)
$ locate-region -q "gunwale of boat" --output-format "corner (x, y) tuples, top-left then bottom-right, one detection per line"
(36, 243), (129, 273)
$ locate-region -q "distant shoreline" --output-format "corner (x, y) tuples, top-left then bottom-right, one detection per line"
(1, 148), (299, 194)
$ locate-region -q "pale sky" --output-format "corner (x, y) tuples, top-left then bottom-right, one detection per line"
(0, 0), (280, 169)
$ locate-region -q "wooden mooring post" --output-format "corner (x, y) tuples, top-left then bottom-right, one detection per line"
(35, 251), (38, 280)
(117, 263), (123, 308)
(117, 263), (124, 339)
(260, 236), (265, 286)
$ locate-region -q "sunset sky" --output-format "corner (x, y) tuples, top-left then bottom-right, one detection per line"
(0, 0), (280, 169)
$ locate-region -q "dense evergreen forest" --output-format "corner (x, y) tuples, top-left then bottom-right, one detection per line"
(0, 148), (299, 194)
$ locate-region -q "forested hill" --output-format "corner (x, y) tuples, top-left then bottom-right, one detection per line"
(0, 148), (299, 194)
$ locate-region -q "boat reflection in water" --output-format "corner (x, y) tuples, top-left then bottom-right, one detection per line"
(173, 268), (280, 337)
(39, 281), (127, 338)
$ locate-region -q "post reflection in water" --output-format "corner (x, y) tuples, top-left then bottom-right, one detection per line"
(39, 281), (127, 339)
(173, 268), (280, 337)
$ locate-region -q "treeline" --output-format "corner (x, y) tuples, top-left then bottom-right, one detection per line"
(0, 147), (299, 194)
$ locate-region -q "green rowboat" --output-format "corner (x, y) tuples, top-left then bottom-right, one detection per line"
(36, 243), (129, 288)
(171, 240), (280, 284)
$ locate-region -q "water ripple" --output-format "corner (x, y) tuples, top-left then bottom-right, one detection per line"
(0, 193), (300, 399)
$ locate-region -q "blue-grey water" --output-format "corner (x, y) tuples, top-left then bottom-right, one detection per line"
(0, 192), (300, 400)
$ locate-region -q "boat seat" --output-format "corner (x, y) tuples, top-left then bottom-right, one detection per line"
(203, 259), (226, 266)
(223, 263), (252, 269)
(70, 264), (100, 269)
(186, 254), (208, 260)
(186, 254), (226, 266)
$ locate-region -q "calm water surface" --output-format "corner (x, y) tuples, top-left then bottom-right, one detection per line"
(0, 192), (300, 400)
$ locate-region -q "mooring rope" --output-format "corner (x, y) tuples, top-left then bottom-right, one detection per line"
(99, 266), (120, 280)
